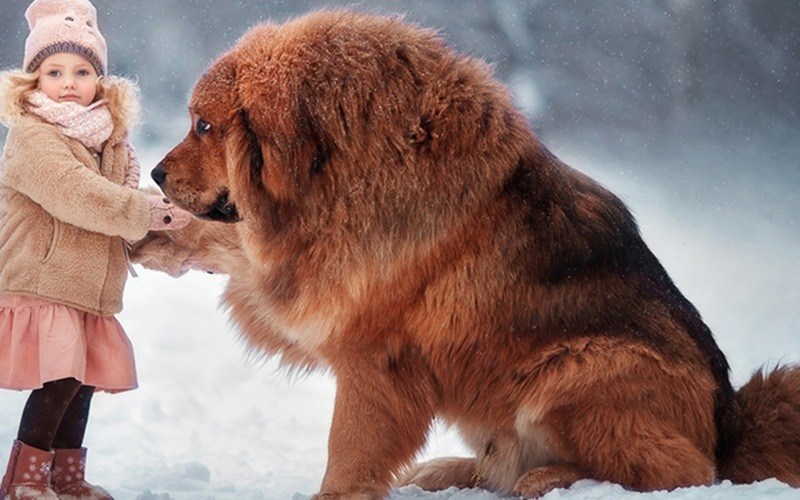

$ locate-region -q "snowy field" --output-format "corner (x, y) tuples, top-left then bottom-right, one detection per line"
(0, 140), (798, 500)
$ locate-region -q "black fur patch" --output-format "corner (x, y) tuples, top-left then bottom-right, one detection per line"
(239, 109), (265, 188)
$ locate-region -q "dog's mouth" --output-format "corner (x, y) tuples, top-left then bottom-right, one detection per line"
(200, 191), (241, 223)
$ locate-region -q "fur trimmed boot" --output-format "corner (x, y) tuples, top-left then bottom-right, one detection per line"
(52, 448), (113, 500)
(0, 440), (58, 499)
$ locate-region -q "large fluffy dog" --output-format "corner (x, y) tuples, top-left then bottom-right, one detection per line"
(134, 10), (800, 498)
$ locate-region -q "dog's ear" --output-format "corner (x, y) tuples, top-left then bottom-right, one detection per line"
(226, 106), (270, 213)
(284, 82), (331, 193)
(230, 26), (331, 205)
(233, 84), (330, 205)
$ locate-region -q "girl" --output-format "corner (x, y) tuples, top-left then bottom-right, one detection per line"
(0, 1), (192, 498)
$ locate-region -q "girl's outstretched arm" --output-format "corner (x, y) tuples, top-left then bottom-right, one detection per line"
(2, 120), (150, 241)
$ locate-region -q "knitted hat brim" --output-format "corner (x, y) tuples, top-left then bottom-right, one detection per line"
(25, 41), (106, 76)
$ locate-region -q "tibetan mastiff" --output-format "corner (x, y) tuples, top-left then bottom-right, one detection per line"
(133, 9), (800, 499)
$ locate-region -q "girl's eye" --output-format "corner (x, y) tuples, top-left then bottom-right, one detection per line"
(195, 118), (212, 135)
(77, 69), (89, 76)
(47, 70), (60, 77)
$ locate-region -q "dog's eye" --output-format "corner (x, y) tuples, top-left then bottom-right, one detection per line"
(195, 118), (212, 135)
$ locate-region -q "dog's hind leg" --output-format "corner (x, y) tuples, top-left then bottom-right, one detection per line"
(395, 457), (478, 491)
(574, 422), (715, 491)
(518, 338), (718, 493)
(543, 379), (717, 491)
(517, 412), (714, 495)
(513, 463), (586, 498)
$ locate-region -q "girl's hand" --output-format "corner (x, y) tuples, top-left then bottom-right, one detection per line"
(147, 196), (193, 231)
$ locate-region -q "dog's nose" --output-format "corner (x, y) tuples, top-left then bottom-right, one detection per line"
(151, 165), (167, 185)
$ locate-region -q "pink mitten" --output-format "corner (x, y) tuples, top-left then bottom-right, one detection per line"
(147, 196), (193, 231)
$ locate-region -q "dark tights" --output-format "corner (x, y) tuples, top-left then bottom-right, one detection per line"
(16, 378), (95, 451)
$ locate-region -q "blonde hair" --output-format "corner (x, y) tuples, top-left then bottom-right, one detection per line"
(97, 75), (141, 130)
(0, 68), (141, 129)
(0, 69), (39, 126)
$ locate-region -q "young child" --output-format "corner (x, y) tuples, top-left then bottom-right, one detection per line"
(0, 1), (192, 498)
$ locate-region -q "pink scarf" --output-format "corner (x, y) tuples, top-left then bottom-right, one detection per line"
(26, 91), (113, 151)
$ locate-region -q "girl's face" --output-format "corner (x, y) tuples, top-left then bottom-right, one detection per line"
(37, 52), (98, 107)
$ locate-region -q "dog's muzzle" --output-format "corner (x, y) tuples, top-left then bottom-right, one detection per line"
(202, 191), (241, 223)
(151, 165), (167, 186)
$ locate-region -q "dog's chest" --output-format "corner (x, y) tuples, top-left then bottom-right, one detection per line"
(229, 274), (339, 354)
(275, 314), (336, 353)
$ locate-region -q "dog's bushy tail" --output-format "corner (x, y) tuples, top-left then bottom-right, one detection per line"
(717, 365), (800, 486)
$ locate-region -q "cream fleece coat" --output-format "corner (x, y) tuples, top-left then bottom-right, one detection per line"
(0, 93), (150, 316)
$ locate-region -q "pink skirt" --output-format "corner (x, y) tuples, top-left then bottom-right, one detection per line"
(0, 295), (137, 392)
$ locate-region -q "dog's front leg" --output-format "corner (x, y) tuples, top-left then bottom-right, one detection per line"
(315, 360), (435, 499)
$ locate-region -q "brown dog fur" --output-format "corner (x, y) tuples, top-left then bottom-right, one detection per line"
(132, 10), (800, 499)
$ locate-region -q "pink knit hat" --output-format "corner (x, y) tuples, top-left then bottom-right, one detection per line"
(23, 0), (107, 76)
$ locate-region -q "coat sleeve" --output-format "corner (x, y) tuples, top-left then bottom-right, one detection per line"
(1, 122), (151, 242)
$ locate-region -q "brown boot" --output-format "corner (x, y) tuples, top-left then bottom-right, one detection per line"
(0, 440), (58, 499)
(52, 448), (113, 500)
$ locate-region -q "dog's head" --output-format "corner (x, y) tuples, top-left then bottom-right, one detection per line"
(152, 51), (243, 222)
(153, 10), (528, 251)
(152, 16), (333, 229)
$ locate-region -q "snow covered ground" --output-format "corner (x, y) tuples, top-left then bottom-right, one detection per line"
(0, 142), (798, 499)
